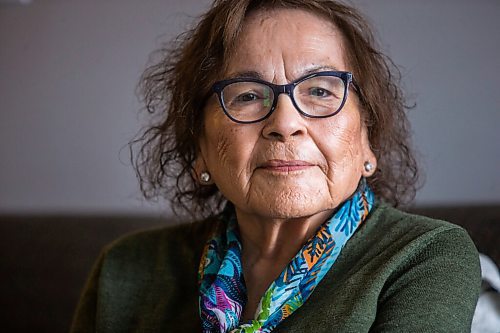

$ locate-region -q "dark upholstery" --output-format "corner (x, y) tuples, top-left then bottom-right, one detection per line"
(0, 215), (166, 333)
(0, 205), (498, 333)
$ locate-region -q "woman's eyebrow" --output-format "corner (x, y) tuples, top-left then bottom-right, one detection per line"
(226, 70), (264, 79)
(225, 65), (341, 81)
(301, 65), (340, 76)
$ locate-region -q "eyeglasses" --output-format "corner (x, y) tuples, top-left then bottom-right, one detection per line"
(211, 71), (357, 124)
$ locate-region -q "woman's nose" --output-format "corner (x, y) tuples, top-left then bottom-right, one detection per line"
(262, 94), (308, 141)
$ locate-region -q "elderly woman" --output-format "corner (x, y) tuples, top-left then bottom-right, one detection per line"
(71, 0), (480, 332)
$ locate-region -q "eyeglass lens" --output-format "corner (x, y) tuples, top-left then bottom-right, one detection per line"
(220, 75), (346, 122)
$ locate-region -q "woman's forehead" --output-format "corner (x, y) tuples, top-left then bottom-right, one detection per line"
(222, 8), (348, 81)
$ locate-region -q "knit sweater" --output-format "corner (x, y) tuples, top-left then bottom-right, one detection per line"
(70, 202), (481, 332)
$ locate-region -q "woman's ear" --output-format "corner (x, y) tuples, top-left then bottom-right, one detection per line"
(194, 153), (214, 185)
(193, 126), (215, 185)
(360, 125), (377, 177)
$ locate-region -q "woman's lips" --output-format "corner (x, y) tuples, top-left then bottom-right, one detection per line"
(259, 159), (315, 172)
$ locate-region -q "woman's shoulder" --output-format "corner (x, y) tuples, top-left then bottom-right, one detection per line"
(71, 217), (215, 332)
(368, 201), (474, 243)
(355, 201), (481, 273)
(361, 202), (481, 331)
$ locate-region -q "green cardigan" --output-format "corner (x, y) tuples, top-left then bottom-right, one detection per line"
(70, 203), (481, 332)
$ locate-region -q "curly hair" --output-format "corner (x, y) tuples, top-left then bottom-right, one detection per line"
(130, 0), (419, 217)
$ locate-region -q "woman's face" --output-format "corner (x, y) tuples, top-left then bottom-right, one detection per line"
(197, 9), (376, 219)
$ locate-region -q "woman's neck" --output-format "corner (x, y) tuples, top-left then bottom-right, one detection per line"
(236, 209), (332, 261)
(235, 208), (333, 320)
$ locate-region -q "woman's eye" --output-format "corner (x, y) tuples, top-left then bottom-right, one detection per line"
(309, 87), (332, 97)
(235, 93), (259, 102)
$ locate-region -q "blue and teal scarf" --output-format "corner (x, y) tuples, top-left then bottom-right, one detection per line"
(198, 183), (374, 332)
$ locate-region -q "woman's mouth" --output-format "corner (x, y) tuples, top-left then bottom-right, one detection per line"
(259, 159), (315, 172)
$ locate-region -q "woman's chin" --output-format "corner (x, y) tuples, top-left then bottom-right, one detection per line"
(242, 188), (335, 220)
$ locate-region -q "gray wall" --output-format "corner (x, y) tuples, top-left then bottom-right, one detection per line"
(1, 0), (499, 214)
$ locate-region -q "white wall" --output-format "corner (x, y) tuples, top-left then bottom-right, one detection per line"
(1, 0), (499, 214)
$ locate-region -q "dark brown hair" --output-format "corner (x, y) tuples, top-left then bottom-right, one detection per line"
(131, 0), (419, 217)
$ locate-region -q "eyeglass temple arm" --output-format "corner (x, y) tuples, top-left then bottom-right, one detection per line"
(349, 79), (366, 106)
(350, 79), (361, 94)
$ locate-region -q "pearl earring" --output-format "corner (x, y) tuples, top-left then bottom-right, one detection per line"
(364, 161), (374, 173)
(200, 171), (211, 183)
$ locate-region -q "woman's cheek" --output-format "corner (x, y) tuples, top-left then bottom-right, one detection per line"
(213, 125), (255, 181)
(319, 126), (364, 187)
(215, 130), (232, 169)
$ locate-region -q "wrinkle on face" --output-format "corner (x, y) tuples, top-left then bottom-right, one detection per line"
(216, 131), (231, 169)
(213, 125), (255, 195)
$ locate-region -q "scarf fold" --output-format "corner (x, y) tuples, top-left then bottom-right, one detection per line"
(198, 182), (375, 332)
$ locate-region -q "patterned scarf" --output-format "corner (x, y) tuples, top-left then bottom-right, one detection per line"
(198, 182), (374, 332)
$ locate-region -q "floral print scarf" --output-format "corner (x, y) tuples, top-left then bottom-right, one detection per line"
(198, 183), (374, 332)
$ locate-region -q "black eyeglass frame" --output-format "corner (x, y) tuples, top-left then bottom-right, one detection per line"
(211, 71), (359, 124)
